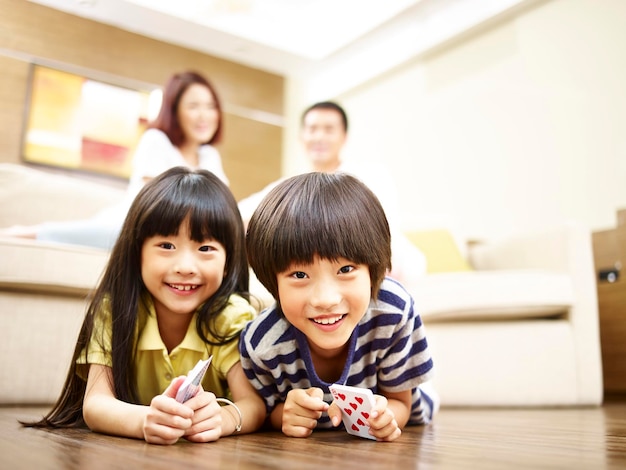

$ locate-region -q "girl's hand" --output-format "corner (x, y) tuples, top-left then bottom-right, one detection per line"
(143, 376), (194, 445)
(182, 390), (222, 442)
(281, 388), (329, 438)
(368, 394), (402, 442)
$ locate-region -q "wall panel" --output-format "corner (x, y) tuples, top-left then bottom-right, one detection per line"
(0, 0), (283, 198)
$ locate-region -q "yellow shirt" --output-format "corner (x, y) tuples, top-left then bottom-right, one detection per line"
(77, 293), (256, 405)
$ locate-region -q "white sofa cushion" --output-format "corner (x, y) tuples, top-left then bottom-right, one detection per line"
(411, 270), (573, 322)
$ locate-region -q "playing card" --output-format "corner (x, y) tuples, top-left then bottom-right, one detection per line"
(329, 383), (377, 440)
(175, 357), (213, 403)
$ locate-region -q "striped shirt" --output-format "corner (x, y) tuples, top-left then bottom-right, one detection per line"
(239, 278), (436, 427)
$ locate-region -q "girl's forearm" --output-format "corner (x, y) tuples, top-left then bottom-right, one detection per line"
(83, 394), (147, 439)
(219, 396), (266, 436)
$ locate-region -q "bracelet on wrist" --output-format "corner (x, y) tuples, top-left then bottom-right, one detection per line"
(216, 397), (242, 433)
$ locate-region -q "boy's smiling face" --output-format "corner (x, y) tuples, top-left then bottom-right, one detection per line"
(277, 255), (371, 359)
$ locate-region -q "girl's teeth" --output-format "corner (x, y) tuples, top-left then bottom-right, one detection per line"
(171, 284), (196, 291)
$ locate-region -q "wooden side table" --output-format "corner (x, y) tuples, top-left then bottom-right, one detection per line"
(592, 209), (626, 395)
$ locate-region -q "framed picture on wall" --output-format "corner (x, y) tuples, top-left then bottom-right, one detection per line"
(21, 64), (159, 180)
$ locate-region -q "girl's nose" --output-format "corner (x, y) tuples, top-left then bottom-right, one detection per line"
(174, 251), (197, 275)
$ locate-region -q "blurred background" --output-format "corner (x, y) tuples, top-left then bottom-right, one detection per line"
(2, 0), (624, 240)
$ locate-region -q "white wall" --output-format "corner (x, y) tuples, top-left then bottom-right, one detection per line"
(286, 0), (626, 241)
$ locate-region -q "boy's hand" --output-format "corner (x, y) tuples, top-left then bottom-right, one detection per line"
(368, 394), (402, 442)
(143, 376), (194, 445)
(182, 389), (222, 442)
(327, 400), (343, 428)
(281, 388), (329, 438)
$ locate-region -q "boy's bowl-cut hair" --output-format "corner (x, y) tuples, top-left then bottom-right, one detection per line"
(246, 172), (391, 303)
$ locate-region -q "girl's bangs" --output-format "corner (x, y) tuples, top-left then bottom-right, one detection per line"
(139, 187), (232, 244)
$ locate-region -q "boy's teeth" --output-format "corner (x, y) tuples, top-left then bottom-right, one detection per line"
(314, 315), (343, 325)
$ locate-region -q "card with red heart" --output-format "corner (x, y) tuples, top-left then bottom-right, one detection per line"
(329, 383), (377, 440)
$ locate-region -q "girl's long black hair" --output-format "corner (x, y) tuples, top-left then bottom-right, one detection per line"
(22, 167), (249, 428)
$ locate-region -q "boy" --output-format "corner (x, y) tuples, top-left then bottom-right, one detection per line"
(240, 172), (437, 442)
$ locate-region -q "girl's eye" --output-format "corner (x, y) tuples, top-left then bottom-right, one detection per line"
(159, 242), (175, 250)
(199, 245), (215, 252)
(291, 271), (307, 279)
(338, 265), (354, 274)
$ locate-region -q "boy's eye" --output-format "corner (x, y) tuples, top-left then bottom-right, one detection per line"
(291, 271), (307, 279)
(338, 265), (354, 274)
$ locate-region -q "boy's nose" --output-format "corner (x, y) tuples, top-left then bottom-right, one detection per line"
(309, 282), (342, 310)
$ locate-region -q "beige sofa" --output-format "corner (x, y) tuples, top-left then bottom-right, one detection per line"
(0, 164), (124, 403)
(0, 163), (604, 406)
(408, 225), (603, 406)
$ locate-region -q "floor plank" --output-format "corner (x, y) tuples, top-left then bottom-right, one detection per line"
(2, 402), (626, 469)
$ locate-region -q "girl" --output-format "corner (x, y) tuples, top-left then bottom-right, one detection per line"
(2, 70), (229, 250)
(23, 167), (266, 444)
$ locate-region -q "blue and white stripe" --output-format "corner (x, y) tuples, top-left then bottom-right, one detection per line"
(240, 277), (437, 427)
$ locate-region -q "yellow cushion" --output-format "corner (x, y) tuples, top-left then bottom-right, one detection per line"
(405, 229), (472, 273)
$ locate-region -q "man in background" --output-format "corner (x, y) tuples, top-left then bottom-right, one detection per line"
(238, 101), (426, 285)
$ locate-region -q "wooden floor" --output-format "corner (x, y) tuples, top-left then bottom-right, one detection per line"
(2, 400), (626, 469)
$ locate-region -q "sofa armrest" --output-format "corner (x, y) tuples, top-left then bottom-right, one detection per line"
(0, 163), (125, 226)
(469, 221), (603, 403)
(0, 238), (109, 295)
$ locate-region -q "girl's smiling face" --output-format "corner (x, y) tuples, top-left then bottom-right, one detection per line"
(277, 255), (371, 359)
(140, 221), (226, 320)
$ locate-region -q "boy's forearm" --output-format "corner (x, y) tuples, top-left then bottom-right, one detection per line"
(268, 402), (285, 430)
(386, 397), (411, 429)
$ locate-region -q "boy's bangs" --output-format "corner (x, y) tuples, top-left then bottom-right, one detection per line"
(272, 196), (376, 271)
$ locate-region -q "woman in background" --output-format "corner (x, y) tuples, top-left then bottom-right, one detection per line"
(0, 70), (228, 249)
